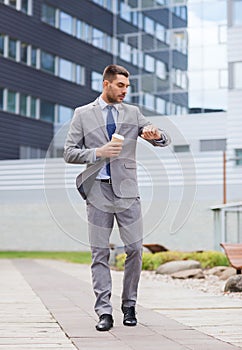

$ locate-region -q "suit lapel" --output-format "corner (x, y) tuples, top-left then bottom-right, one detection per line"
(92, 100), (110, 141)
(116, 103), (125, 134)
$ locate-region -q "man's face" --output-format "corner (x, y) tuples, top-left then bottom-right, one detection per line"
(103, 74), (130, 104)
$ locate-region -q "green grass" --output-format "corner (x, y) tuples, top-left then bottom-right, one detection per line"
(0, 251), (92, 264)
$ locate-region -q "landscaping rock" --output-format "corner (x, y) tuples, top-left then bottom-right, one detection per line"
(156, 260), (201, 275)
(206, 266), (236, 280)
(224, 275), (242, 292)
(171, 268), (205, 279)
(206, 266), (228, 277)
(219, 267), (236, 281)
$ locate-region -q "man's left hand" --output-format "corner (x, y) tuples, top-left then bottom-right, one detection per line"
(141, 125), (162, 140)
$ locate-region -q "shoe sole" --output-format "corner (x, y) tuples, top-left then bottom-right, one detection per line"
(96, 324), (113, 331)
(123, 322), (137, 327)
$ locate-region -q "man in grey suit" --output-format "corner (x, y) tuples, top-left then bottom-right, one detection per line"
(64, 64), (170, 331)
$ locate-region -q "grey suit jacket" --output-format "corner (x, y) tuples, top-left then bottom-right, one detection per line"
(63, 98), (170, 199)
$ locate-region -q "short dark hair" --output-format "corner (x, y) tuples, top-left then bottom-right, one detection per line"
(103, 64), (129, 82)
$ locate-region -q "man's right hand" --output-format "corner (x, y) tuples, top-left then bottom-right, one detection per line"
(96, 141), (123, 158)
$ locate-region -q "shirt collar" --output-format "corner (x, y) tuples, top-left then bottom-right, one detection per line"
(98, 96), (119, 112)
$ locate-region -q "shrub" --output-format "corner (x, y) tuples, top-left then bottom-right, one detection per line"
(181, 251), (229, 269)
(115, 250), (229, 270)
(115, 253), (126, 270)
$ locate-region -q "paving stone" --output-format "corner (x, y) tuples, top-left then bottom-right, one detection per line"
(2, 259), (241, 350)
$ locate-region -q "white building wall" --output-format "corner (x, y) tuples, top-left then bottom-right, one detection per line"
(162, 113), (227, 153)
(226, 24), (242, 200)
(1, 143), (241, 252)
(227, 27), (242, 61)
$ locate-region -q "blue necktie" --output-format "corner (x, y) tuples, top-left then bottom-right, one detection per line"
(106, 105), (116, 176)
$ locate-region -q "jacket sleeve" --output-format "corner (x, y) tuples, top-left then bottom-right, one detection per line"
(63, 108), (96, 164)
(148, 128), (171, 147)
(137, 108), (171, 148)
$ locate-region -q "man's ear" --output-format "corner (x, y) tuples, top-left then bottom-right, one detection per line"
(103, 80), (109, 88)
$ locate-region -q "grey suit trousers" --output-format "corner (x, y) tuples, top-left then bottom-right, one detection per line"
(86, 180), (143, 316)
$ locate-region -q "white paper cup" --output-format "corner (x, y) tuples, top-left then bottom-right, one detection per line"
(111, 133), (124, 143)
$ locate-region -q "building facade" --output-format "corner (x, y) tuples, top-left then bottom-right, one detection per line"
(0, 0), (113, 159)
(1, 0), (238, 160)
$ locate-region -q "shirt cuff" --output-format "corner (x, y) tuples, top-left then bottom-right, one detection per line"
(154, 134), (167, 143)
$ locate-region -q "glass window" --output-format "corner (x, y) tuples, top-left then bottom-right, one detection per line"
(138, 51), (144, 68)
(42, 4), (56, 26)
(30, 96), (37, 118)
(7, 90), (16, 113)
(233, 62), (242, 89)
(174, 145), (190, 153)
(76, 20), (84, 39)
(0, 88), (3, 109)
(0, 34), (4, 55)
(91, 71), (103, 92)
(156, 60), (166, 79)
(76, 65), (84, 85)
(156, 97), (166, 114)
(82, 23), (91, 43)
(92, 28), (104, 49)
(20, 94), (28, 116)
(58, 105), (73, 123)
(8, 37), (17, 60)
(145, 55), (155, 72)
(166, 101), (171, 115)
(130, 78), (139, 93)
(171, 102), (176, 114)
(180, 6), (187, 20)
(172, 30), (187, 54)
(144, 93), (154, 110)
(21, 0), (29, 14)
(59, 58), (72, 81)
(60, 11), (73, 35)
(131, 47), (138, 66)
(233, 0), (242, 26)
(120, 42), (131, 62)
(40, 100), (55, 122)
(235, 149), (242, 166)
(9, 0), (17, 8)
(120, 2), (131, 22)
(41, 51), (55, 74)
(106, 36), (112, 53)
(156, 23), (165, 42)
(20, 146), (46, 159)
(144, 16), (155, 35)
(31, 46), (37, 67)
(20, 42), (28, 64)
(200, 139), (226, 152)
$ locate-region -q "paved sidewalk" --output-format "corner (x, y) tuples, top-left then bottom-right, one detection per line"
(0, 259), (241, 350)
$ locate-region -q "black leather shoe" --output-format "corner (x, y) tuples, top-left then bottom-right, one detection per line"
(122, 306), (137, 326)
(96, 314), (113, 331)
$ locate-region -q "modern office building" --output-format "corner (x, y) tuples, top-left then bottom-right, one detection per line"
(0, 0), (241, 160)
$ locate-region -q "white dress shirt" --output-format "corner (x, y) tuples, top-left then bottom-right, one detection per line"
(96, 96), (119, 179)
